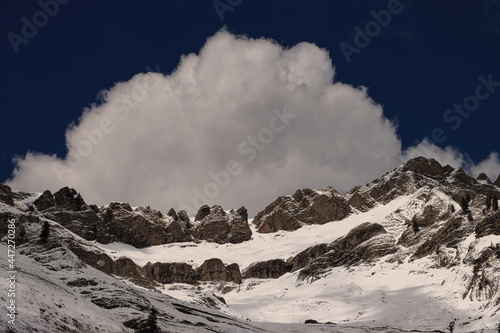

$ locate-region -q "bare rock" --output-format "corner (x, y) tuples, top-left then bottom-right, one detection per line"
(165, 220), (190, 243)
(167, 208), (179, 220)
(475, 210), (500, 238)
(147, 262), (196, 284)
(195, 258), (242, 283)
(34, 190), (55, 211)
(0, 183), (14, 206)
(195, 205), (211, 221)
(253, 188), (351, 233)
(242, 259), (291, 279)
(477, 173), (492, 183)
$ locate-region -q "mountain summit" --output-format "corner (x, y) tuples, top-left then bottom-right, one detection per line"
(1, 156), (500, 332)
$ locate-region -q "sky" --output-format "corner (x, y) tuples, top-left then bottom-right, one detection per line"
(1, 0), (500, 215)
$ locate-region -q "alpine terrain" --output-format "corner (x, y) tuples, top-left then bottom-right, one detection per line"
(1, 156), (500, 332)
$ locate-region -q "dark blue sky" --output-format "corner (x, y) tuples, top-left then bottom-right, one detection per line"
(1, 0), (499, 184)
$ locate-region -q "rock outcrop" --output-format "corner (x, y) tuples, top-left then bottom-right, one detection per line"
(195, 258), (242, 284)
(253, 187), (351, 233)
(298, 223), (397, 281)
(242, 259), (292, 279)
(0, 183), (14, 206)
(192, 205), (252, 244)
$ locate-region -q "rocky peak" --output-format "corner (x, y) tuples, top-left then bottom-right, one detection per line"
(494, 174), (500, 186)
(53, 186), (87, 211)
(34, 190), (55, 211)
(0, 183), (14, 206)
(167, 208), (179, 220)
(400, 156), (446, 179)
(477, 173), (492, 183)
(195, 204), (212, 221)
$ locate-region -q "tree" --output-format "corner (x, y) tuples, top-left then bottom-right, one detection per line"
(493, 195), (499, 211)
(449, 204), (455, 213)
(467, 211), (473, 222)
(40, 221), (50, 242)
(460, 196), (469, 212)
(144, 307), (160, 333)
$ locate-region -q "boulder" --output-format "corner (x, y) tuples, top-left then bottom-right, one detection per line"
(195, 258), (242, 283)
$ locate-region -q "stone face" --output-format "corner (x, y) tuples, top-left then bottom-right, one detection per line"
(288, 243), (330, 272)
(34, 190), (55, 211)
(100, 206), (167, 248)
(165, 220), (190, 243)
(253, 188), (351, 233)
(401, 156), (445, 179)
(477, 173), (492, 183)
(194, 258), (242, 284)
(148, 262), (196, 285)
(53, 187), (87, 211)
(297, 223), (396, 281)
(475, 210), (500, 238)
(0, 183), (14, 206)
(242, 259), (291, 279)
(192, 205), (252, 244)
(195, 205), (211, 221)
(495, 174), (500, 187)
(413, 217), (464, 259)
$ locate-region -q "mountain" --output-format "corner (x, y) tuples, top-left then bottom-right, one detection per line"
(1, 156), (500, 332)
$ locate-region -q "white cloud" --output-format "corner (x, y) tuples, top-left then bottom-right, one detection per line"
(6, 30), (500, 215)
(470, 152), (500, 181)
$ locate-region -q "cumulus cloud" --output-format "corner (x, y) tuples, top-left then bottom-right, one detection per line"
(6, 30), (500, 215)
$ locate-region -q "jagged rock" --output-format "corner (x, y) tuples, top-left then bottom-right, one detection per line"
(147, 262), (196, 284)
(53, 187), (87, 211)
(413, 217), (464, 259)
(165, 220), (190, 243)
(195, 258), (242, 283)
(475, 210), (500, 237)
(463, 246), (500, 302)
(227, 208), (252, 244)
(347, 187), (376, 212)
(195, 204), (211, 221)
(167, 208), (179, 221)
(288, 243), (330, 272)
(34, 190), (55, 211)
(477, 173), (492, 183)
(192, 205), (251, 244)
(449, 168), (476, 186)
(401, 156), (445, 179)
(253, 187), (351, 233)
(495, 174), (500, 186)
(298, 223), (396, 280)
(177, 210), (191, 228)
(98, 203), (166, 248)
(0, 183), (14, 206)
(36, 187), (115, 243)
(242, 259), (291, 279)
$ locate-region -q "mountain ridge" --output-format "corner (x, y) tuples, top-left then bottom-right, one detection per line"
(2, 156), (500, 332)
